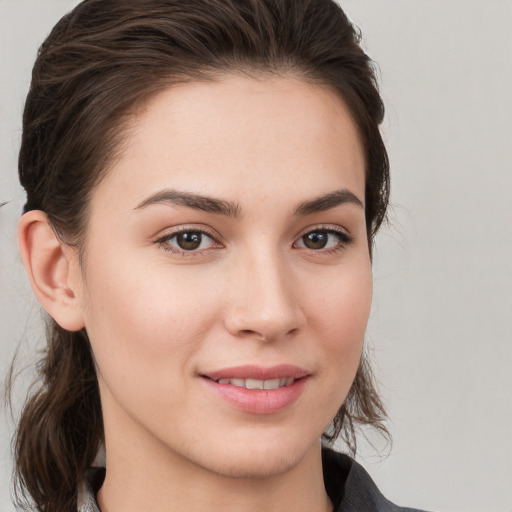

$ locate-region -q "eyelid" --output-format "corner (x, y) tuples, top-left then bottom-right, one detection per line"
(154, 225), (223, 255)
(293, 224), (354, 251)
(153, 223), (354, 257)
(295, 224), (352, 240)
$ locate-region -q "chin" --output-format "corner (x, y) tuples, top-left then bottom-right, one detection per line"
(205, 449), (308, 479)
(183, 431), (320, 479)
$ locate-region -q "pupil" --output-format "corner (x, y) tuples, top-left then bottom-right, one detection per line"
(304, 231), (328, 249)
(177, 232), (202, 250)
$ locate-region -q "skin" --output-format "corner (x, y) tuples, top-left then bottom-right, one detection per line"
(20, 75), (372, 512)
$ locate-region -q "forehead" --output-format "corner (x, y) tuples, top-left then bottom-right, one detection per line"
(91, 75), (365, 214)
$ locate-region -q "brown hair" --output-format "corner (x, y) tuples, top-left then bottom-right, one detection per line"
(11, 0), (390, 510)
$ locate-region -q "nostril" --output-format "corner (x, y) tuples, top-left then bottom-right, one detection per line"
(239, 329), (270, 341)
(236, 327), (299, 343)
(224, 300), (305, 342)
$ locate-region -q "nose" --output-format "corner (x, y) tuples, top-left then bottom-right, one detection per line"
(223, 250), (306, 342)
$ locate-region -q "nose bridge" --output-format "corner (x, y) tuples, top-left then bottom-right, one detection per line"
(225, 244), (304, 341)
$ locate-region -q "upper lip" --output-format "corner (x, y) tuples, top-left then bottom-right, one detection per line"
(201, 364), (310, 381)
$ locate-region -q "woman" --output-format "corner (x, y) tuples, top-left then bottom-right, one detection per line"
(11, 0), (426, 511)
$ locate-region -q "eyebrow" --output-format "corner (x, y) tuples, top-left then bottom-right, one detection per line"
(134, 189), (242, 217)
(294, 189), (363, 216)
(134, 187), (363, 218)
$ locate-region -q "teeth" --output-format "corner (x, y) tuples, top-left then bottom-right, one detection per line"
(245, 378), (264, 390)
(263, 378), (281, 390)
(216, 377), (296, 389)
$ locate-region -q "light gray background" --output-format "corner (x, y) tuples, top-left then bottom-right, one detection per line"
(1, 1), (511, 511)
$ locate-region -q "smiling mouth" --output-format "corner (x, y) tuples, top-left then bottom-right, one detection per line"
(209, 377), (297, 390)
(201, 366), (309, 413)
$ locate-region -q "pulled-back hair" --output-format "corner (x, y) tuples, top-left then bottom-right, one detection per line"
(11, 1), (390, 510)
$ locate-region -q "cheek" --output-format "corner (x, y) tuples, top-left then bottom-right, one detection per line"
(306, 261), (372, 383)
(85, 252), (213, 334)
(80, 255), (221, 399)
(312, 263), (372, 340)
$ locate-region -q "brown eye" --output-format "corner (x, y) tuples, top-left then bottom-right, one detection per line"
(295, 228), (353, 252)
(159, 230), (218, 253)
(302, 231), (329, 249)
(175, 231), (203, 250)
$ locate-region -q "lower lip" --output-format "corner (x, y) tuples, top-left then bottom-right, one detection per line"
(201, 377), (308, 414)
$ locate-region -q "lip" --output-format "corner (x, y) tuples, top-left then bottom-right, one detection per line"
(203, 364), (310, 381)
(200, 364), (310, 415)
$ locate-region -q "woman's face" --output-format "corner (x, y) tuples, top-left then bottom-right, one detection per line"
(73, 75), (372, 477)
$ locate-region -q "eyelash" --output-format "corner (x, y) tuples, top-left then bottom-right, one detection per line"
(155, 226), (221, 256)
(293, 226), (354, 255)
(155, 225), (354, 257)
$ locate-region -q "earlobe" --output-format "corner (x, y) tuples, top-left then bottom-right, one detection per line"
(18, 211), (85, 332)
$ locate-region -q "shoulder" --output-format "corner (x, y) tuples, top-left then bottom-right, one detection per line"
(322, 447), (431, 512)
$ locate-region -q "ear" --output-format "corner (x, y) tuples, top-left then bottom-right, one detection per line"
(18, 210), (85, 331)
